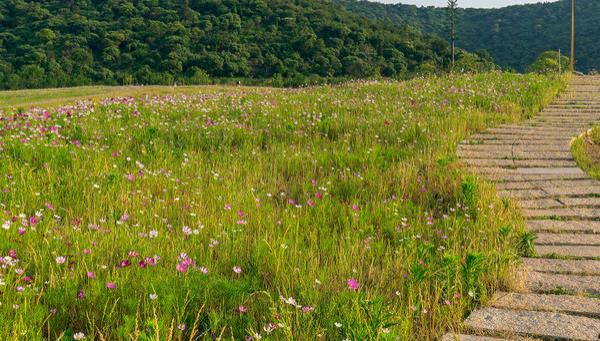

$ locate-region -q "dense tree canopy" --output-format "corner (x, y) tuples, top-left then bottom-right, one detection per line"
(337, 0), (600, 73)
(0, 0), (466, 89)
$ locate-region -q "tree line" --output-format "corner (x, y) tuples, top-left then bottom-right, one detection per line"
(0, 0), (494, 90)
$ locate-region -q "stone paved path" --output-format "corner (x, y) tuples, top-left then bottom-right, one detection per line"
(444, 76), (600, 341)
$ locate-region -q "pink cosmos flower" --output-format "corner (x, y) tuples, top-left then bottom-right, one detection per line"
(106, 282), (116, 289)
(145, 257), (158, 266)
(307, 199), (315, 207)
(351, 204), (360, 212)
(347, 278), (359, 291)
(302, 306), (315, 313)
(87, 271), (96, 279)
(29, 216), (40, 226)
(233, 266), (242, 274)
(176, 254), (195, 273)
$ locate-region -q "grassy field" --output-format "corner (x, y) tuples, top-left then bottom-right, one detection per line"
(0, 85), (271, 110)
(0, 74), (565, 340)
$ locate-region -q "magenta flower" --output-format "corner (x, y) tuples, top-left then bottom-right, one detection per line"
(347, 278), (359, 291)
(29, 216), (40, 226)
(307, 199), (315, 207)
(87, 271), (96, 279)
(106, 282), (116, 289)
(176, 254), (194, 273)
(351, 204), (360, 211)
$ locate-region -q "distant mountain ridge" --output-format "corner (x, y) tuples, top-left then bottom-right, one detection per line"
(337, 0), (600, 72)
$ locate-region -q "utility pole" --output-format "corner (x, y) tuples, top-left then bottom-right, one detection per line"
(570, 0), (575, 72)
(448, 0), (458, 69)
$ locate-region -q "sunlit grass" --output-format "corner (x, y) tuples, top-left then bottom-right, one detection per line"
(0, 73), (565, 340)
(571, 125), (600, 180)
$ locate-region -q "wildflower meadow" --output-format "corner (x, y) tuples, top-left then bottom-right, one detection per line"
(0, 73), (564, 340)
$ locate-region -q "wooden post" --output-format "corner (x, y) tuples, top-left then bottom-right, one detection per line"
(558, 49), (562, 74)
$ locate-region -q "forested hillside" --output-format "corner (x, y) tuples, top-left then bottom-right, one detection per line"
(338, 0), (600, 72)
(0, 0), (461, 89)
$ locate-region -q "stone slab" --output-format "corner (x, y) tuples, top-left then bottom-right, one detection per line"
(464, 307), (600, 340)
(542, 186), (600, 196)
(459, 144), (571, 152)
(535, 245), (600, 259)
(526, 220), (600, 233)
(464, 159), (577, 167)
(525, 208), (600, 219)
(458, 150), (573, 160)
(517, 199), (563, 209)
(535, 233), (600, 246)
(494, 174), (590, 182)
(525, 271), (600, 294)
(498, 179), (600, 191)
(517, 168), (586, 175)
(491, 292), (600, 317)
(498, 190), (548, 200)
(561, 197), (600, 207)
(522, 258), (600, 275)
(441, 334), (513, 341)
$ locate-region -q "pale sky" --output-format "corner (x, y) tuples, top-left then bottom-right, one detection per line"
(374, 0), (559, 8)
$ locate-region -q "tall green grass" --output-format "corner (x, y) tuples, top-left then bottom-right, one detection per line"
(0, 73), (565, 340)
